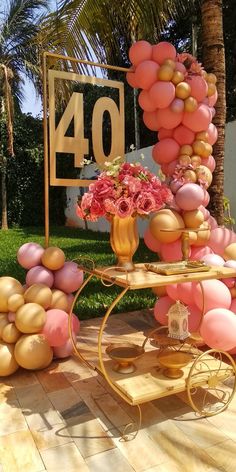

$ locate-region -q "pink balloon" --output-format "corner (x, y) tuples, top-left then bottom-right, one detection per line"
(156, 107), (183, 130)
(170, 180), (183, 194)
(183, 104), (212, 133)
(170, 98), (185, 113)
(202, 189), (210, 208)
(175, 183), (205, 211)
(201, 253), (225, 266)
(223, 278), (235, 289)
(168, 197), (181, 212)
(224, 260), (236, 270)
(203, 155), (216, 172)
(152, 138), (180, 165)
(160, 164), (169, 176)
(126, 70), (139, 88)
(135, 60), (159, 90)
(144, 228), (161, 252)
(143, 110), (161, 131)
(53, 338), (74, 359)
(158, 128), (173, 140)
(70, 313), (80, 334)
(67, 293), (75, 311)
(230, 298), (236, 314)
(17, 242), (44, 270)
(188, 304), (202, 332)
(8, 312), (16, 322)
(198, 205), (210, 220)
(149, 81), (175, 109)
(208, 228), (236, 256)
(207, 123), (218, 145)
(138, 90), (157, 112)
(152, 42), (176, 64)
(166, 159), (178, 176)
(54, 261), (84, 294)
(186, 76), (208, 102)
(166, 284), (179, 300)
(175, 62), (187, 75)
(129, 40), (152, 67)
(208, 215), (218, 229)
(200, 308), (236, 351)
(154, 296), (174, 325)
(208, 90), (218, 107)
(173, 125), (195, 145)
(42, 309), (70, 347)
(193, 279), (232, 312)
(160, 239), (184, 262)
(26, 265), (54, 288)
(209, 107), (216, 119)
(177, 282), (195, 305)
(190, 246), (213, 260)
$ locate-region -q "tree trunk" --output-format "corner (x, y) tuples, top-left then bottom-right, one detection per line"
(1, 155), (8, 230)
(201, 0), (226, 225)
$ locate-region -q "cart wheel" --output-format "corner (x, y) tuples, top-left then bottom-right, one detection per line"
(186, 349), (236, 416)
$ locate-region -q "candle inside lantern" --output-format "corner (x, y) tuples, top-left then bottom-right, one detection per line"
(167, 301), (190, 340)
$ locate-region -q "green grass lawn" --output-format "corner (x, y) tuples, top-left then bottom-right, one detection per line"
(0, 226), (157, 319)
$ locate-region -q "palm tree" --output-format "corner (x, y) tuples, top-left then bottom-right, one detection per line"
(0, 0), (48, 229)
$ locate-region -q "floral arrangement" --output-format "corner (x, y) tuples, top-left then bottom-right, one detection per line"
(76, 157), (172, 221)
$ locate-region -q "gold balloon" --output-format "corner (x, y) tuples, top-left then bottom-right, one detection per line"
(175, 82), (191, 99)
(202, 70), (208, 80)
(196, 131), (209, 142)
(163, 59), (176, 69)
(8, 294), (25, 313)
(182, 210), (204, 229)
(178, 154), (191, 166)
(179, 145), (193, 156)
(152, 286), (167, 297)
(41, 246), (65, 271)
(202, 143), (213, 158)
(171, 71), (184, 85)
(0, 341), (19, 376)
(230, 287), (236, 299)
(191, 155), (202, 168)
(192, 140), (206, 156)
(184, 96), (198, 112)
(15, 303), (46, 334)
(207, 83), (217, 97)
(207, 73), (217, 84)
(194, 223), (211, 246)
(188, 231), (198, 244)
(195, 165), (213, 187)
(51, 289), (69, 311)
(224, 243), (236, 261)
(158, 65), (174, 81)
(14, 334), (53, 370)
(2, 323), (21, 344)
(24, 284), (52, 309)
(150, 209), (184, 243)
(184, 170), (197, 183)
(0, 277), (23, 312)
(0, 317), (9, 337)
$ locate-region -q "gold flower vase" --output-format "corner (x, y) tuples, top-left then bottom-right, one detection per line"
(110, 215), (139, 272)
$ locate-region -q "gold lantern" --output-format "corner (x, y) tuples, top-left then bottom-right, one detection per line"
(167, 301), (190, 340)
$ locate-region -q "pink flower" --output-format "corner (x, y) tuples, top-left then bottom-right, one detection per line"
(136, 192), (157, 215)
(116, 197), (134, 218)
(81, 192), (93, 211)
(92, 177), (114, 199)
(90, 198), (106, 218)
(104, 198), (117, 215)
(76, 205), (86, 219)
(121, 175), (142, 193)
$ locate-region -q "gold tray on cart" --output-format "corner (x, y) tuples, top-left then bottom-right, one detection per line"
(145, 261), (210, 276)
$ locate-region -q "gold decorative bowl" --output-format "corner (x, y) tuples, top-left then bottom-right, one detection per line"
(106, 342), (144, 374)
(158, 351), (192, 379)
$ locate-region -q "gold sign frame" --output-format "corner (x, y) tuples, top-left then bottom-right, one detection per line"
(42, 51), (130, 246)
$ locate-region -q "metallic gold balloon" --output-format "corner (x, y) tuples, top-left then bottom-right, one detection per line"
(14, 334), (53, 370)
(224, 243), (236, 261)
(2, 323), (21, 344)
(202, 143), (213, 158)
(15, 303), (46, 334)
(191, 155), (202, 168)
(51, 289), (69, 311)
(0, 277), (23, 312)
(163, 59), (176, 69)
(196, 131), (209, 142)
(152, 286), (167, 297)
(150, 209), (184, 243)
(0, 317), (9, 337)
(0, 341), (19, 376)
(178, 154), (191, 166)
(24, 284), (52, 309)
(188, 231), (198, 244)
(41, 246), (65, 271)
(207, 83), (217, 97)
(158, 65), (174, 81)
(207, 73), (217, 84)
(180, 145), (193, 156)
(195, 165), (213, 187)
(171, 71), (184, 85)
(182, 209), (204, 229)
(8, 294), (25, 313)
(184, 96), (198, 112)
(193, 223), (211, 246)
(192, 140), (206, 156)
(175, 82), (191, 99)
(183, 169), (197, 183)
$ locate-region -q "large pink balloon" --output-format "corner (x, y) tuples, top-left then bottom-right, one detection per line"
(143, 110), (161, 131)
(190, 246), (213, 260)
(138, 90), (157, 112)
(198, 205), (210, 220)
(202, 189), (210, 207)
(17, 242), (44, 270)
(193, 279), (232, 312)
(175, 183), (205, 211)
(188, 304), (202, 332)
(129, 40), (152, 67)
(26, 265), (54, 288)
(53, 338), (74, 359)
(149, 81), (175, 109)
(177, 282), (195, 305)
(208, 228), (236, 256)
(186, 76), (208, 102)
(135, 60), (159, 90)
(160, 239), (185, 262)
(166, 284), (179, 300)
(201, 253), (225, 266)
(224, 260), (236, 270)
(170, 98), (184, 114)
(158, 128), (173, 140)
(156, 107), (183, 130)
(223, 278), (235, 289)
(175, 62), (187, 75)
(154, 296), (174, 325)
(126, 70), (139, 88)
(152, 138), (180, 164)
(67, 293), (75, 311)
(208, 215), (218, 230)
(200, 308), (236, 351)
(144, 228), (161, 252)
(42, 309), (70, 347)
(54, 261), (84, 294)
(173, 125), (195, 145)
(207, 123), (218, 145)
(203, 155), (216, 172)
(183, 104), (211, 132)
(230, 298), (236, 314)
(152, 42), (176, 64)
(166, 159), (178, 176)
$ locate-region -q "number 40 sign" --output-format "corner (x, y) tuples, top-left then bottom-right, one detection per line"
(48, 69), (125, 187)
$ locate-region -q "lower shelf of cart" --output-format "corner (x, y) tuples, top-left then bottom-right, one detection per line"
(96, 350), (232, 406)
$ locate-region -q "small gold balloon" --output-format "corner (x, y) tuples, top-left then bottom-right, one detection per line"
(201, 70), (208, 80)
(0, 317), (9, 337)
(171, 71), (184, 85)
(182, 209), (205, 229)
(192, 140), (206, 156)
(183, 169), (197, 183)
(207, 83), (217, 97)
(0, 277), (24, 312)
(196, 165), (213, 187)
(15, 303), (46, 334)
(188, 231), (198, 244)
(152, 286), (167, 297)
(224, 243), (236, 261)
(175, 82), (191, 99)
(180, 145), (193, 156)
(24, 284), (52, 309)
(194, 223), (211, 246)
(51, 289), (69, 311)
(191, 155), (202, 168)
(0, 341), (19, 376)
(163, 59), (176, 69)
(196, 131), (209, 142)
(8, 294), (25, 313)
(207, 73), (217, 84)
(184, 96), (198, 112)
(14, 334), (53, 370)
(158, 65), (174, 81)
(201, 143), (213, 158)
(41, 246), (65, 271)
(178, 154), (191, 166)
(2, 323), (21, 344)
(150, 209), (184, 243)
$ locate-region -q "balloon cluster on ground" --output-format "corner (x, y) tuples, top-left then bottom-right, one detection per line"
(127, 40), (236, 353)
(0, 243), (83, 376)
